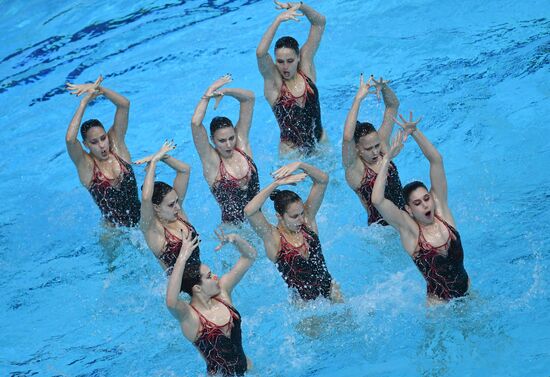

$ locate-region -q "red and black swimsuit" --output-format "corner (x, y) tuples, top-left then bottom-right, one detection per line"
(87, 152), (141, 227)
(275, 225), (332, 301)
(210, 148), (260, 224)
(413, 215), (469, 300)
(158, 216), (201, 289)
(190, 297), (248, 376)
(272, 71), (323, 155)
(356, 158), (405, 226)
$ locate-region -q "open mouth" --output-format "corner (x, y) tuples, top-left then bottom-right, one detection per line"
(425, 210), (432, 217)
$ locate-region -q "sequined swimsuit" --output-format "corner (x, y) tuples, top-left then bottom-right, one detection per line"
(413, 215), (469, 300)
(87, 152), (140, 227)
(211, 148), (260, 224)
(190, 297), (248, 376)
(356, 158), (405, 225)
(275, 225), (332, 301)
(158, 216), (201, 289)
(272, 71), (323, 155)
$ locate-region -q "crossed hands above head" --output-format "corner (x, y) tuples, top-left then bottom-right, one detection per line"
(356, 73), (377, 100)
(275, 1), (303, 22)
(66, 74), (103, 98)
(204, 74), (232, 109)
(134, 140), (176, 165)
(370, 75), (390, 102)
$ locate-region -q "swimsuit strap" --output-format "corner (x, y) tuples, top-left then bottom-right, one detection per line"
(278, 226), (310, 259)
(217, 148), (252, 184)
(417, 215), (453, 254)
(163, 215), (194, 243)
(279, 71), (314, 103)
(91, 150), (128, 183)
(190, 297), (236, 339)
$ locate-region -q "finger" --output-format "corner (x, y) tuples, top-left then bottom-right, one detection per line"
(409, 111), (414, 121)
(359, 73), (363, 86)
(399, 114), (407, 123)
(416, 116), (423, 124)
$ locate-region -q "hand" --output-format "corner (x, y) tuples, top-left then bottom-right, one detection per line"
(370, 75), (390, 102)
(214, 227), (237, 251)
(133, 154), (154, 165)
(393, 111), (423, 140)
(205, 74), (232, 97)
(275, 172), (308, 186)
(151, 140), (176, 163)
(355, 73), (376, 100)
(271, 161), (301, 180)
(386, 130), (405, 160)
(177, 230), (200, 262)
(275, 3), (303, 22)
(274, 1), (301, 10)
(66, 74), (103, 96)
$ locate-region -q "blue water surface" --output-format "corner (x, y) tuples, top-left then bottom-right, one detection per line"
(1, 1), (549, 376)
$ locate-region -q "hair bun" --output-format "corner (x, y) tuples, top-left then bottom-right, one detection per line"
(269, 189), (281, 201)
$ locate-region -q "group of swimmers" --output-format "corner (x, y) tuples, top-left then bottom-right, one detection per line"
(64, 2), (469, 375)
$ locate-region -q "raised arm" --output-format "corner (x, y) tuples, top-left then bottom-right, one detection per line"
(216, 231), (257, 297)
(372, 77), (400, 149)
(294, 2), (326, 81)
(65, 83), (102, 186)
(101, 85), (131, 157)
(216, 87), (255, 155)
(272, 161), (328, 228)
(371, 132), (417, 246)
(396, 113), (452, 223)
(190, 76), (232, 169)
(256, 4), (302, 101)
(166, 232), (200, 321)
(342, 74), (375, 169)
(139, 141), (176, 230)
(244, 173), (307, 260)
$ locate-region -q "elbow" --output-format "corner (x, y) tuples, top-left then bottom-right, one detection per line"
(431, 151), (443, 164)
(319, 172), (329, 185)
(120, 98), (130, 109)
(255, 47), (267, 59)
(165, 295), (178, 310)
(371, 192), (383, 207)
(244, 203), (255, 218)
(318, 15), (327, 27)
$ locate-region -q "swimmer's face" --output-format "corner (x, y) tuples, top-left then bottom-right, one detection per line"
(356, 132), (382, 165)
(275, 48), (300, 80)
(155, 189), (180, 222)
(84, 127), (110, 160)
(278, 200), (305, 232)
(197, 264), (220, 297)
(405, 187), (435, 224)
(212, 127), (237, 158)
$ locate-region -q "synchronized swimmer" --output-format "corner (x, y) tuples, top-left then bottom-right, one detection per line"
(63, 2), (470, 375)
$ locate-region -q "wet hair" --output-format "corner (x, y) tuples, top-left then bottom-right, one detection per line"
(151, 181), (174, 205)
(180, 264), (202, 296)
(270, 189), (302, 215)
(275, 36), (300, 56)
(353, 121), (377, 143)
(402, 181), (428, 204)
(209, 116), (234, 137)
(80, 119), (105, 140)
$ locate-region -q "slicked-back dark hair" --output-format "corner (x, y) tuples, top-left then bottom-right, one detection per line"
(181, 264), (202, 296)
(270, 189), (302, 215)
(275, 36), (300, 56)
(402, 181), (428, 204)
(353, 121), (376, 143)
(80, 119), (104, 140)
(151, 181), (174, 206)
(210, 116), (234, 137)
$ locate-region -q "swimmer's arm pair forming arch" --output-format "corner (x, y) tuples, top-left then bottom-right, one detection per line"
(217, 87), (255, 157)
(101, 85), (131, 162)
(301, 162), (329, 233)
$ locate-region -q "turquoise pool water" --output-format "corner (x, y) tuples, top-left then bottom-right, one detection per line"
(1, 1), (549, 376)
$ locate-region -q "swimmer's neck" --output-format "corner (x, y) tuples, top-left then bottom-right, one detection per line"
(191, 293), (219, 311)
